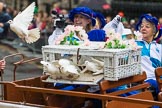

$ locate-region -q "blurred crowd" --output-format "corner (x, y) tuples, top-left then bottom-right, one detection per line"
(0, 1), (162, 44)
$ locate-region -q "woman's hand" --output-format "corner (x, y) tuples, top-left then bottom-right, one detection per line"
(0, 59), (6, 70)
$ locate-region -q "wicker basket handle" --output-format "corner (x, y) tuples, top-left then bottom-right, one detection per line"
(77, 48), (81, 64)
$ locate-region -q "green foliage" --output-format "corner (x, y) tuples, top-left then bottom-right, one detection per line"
(60, 31), (79, 45)
(106, 39), (126, 49)
(60, 37), (67, 45)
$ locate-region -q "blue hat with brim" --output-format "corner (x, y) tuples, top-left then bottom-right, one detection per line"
(95, 12), (106, 29)
(136, 14), (161, 40)
(69, 7), (96, 26)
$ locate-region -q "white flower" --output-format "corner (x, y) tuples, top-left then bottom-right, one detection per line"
(105, 28), (138, 50)
(55, 25), (89, 45)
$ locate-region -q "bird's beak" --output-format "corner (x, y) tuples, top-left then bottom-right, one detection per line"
(7, 20), (12, 24)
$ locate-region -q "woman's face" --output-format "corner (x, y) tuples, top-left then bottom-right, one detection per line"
(73, 14), (91, 29)
(139, 19), (155, 42)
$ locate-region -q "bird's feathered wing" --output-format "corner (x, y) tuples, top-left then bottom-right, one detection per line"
(26, 28), (40, 43)
(12, 2), (40, 44)
(13, 2), (35, 31)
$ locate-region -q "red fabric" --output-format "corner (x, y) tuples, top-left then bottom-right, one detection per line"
(40, 22), (46, 30)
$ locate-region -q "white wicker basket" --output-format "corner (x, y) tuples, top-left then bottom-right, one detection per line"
(42, 43), (141, 81)
(103, 48), (141, 81)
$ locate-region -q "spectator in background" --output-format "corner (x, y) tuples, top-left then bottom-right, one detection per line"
(122, 28), (134, 40)
(28, 15), (37, 30)
(118, 11), (124, 18)
(35, 10), (43, 30)
(40, 11), (48, 31)
(0, 1), (12, 38)
(5, 7), (14, 18)
(105, 16), (111, 23)
(60, 9), (68, 16)
(135, 14), (162, 100)
(52, 1), (61, 14)
(0, 59), (5, 70)
(60, 9), (72, 26)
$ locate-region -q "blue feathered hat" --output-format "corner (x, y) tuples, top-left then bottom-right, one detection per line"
(69, 7), (96, 26)
(136, 14), (161, 40)
(94, 12), (106, 29)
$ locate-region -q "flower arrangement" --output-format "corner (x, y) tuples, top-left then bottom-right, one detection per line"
(105, 28), (138, 50)
(55, 25), (90, 45)
(105, 29), (127, 49)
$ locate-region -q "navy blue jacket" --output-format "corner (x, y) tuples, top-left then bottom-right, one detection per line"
(0, 12), (12, 37)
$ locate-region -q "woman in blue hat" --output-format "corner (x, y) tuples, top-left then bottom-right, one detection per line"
(136, 14), (162, 100)
(69, 6), (96, 32)
(68, 6), (107, 42)
(48, 6), (107, 44)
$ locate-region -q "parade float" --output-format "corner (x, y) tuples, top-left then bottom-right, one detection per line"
(0, 26), (161, 108)
(41, 25), (142, 85)
(0, 1), (161, 107)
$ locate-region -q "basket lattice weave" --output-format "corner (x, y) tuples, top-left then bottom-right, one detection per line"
(104, 49), (141, 81)
(42, 44), (141, 81)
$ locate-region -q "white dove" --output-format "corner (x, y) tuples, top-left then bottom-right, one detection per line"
(81, 57), (104, 75)
(8, 2), (40, 44)
(58, 58), (81, 80)
(40, 61), (61, 79)
(41, 60), (80, 80)
(60, 65), (80, 80)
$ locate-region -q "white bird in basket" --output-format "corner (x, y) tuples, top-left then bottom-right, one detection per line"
(60, 65), (80, 80)
(58, 59), (81, 80)
(8, 2), (40, 44)
(81, 57), (104, 75)
(40, 61), (62, 79)
(58, 58), (73, 66)
(41, 59), (81, 80)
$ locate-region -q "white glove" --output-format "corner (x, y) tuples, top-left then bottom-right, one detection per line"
(103, 15), (124, 34)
